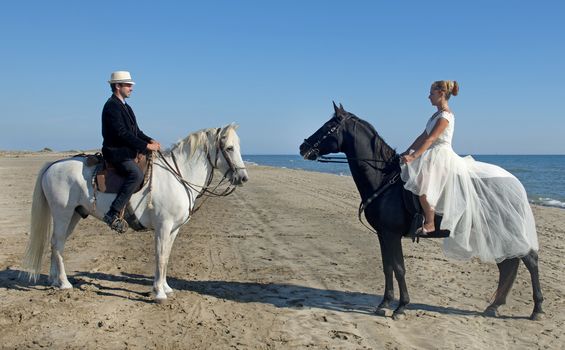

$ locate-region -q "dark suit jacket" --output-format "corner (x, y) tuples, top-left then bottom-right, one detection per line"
(101, 95), (152, 162)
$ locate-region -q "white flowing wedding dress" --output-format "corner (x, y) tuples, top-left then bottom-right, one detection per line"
(401, 111), (538, 263)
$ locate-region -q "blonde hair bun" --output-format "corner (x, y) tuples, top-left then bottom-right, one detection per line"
(451, 81), (459, 96)
(432, 80), (459, 99)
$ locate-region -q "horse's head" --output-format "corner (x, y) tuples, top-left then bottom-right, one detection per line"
(213, 124), (248, 186)
(299, 102), (353, 160)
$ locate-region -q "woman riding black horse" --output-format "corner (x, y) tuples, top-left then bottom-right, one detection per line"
(299, 102), (544, 320)
(400, 81), (538, 263)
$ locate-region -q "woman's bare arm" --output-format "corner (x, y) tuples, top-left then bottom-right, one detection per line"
(402, 118), (449, 163)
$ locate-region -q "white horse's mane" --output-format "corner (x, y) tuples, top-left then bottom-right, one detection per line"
(165, 123), (239, 158)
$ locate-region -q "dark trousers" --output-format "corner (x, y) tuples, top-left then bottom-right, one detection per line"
(110, 159), (144, 214)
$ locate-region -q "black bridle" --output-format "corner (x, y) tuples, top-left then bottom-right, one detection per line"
(217, 129), (247, 179)
(302, 115), (397, 170)
(301, 115), (353, 160)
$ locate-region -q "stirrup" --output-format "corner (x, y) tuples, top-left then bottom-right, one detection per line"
(110, 218), (129, 234)
(104, 213), (129, 234)
(410, 213), (425, 243)
(414, 226), (435, 240)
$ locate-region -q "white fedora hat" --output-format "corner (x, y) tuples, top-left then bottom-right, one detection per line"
(108, 71), (136, 85)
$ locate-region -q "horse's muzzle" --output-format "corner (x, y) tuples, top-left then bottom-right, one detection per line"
(299, 142), (318, 161)
(230, 169), (249, 186)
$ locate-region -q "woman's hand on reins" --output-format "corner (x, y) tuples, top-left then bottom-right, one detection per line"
(401, 154), (416, 164)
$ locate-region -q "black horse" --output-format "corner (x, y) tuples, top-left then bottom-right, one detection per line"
(299, 103), (544, 320)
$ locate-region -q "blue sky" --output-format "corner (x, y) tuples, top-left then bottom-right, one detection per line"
(1, 1), (563, 154)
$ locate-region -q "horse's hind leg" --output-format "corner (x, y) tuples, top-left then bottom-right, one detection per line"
(484, 258), (519, 317)
(521, 250), (545, 320)
(49, 212), (81, 289)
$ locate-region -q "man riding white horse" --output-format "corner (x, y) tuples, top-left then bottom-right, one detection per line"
(102, 71), (161, 232)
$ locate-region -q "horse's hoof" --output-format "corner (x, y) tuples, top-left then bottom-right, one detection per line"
(483, 307), (499, 318)
(60, 283), (73, 290)
(392, 311), (406, 320)
(52, 281), (73, 289)
(530, 312), (545, 321)
(155, 297), (167, 304)
(374, 308), (388, 317)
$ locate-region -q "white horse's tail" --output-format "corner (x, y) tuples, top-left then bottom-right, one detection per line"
(22, 163), (52, 280)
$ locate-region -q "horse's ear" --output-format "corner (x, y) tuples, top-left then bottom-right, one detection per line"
(339, 103), (345, 112)
(333, 101), (339, 114)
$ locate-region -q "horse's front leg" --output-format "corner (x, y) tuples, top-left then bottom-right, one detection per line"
(162, 228), (180, 295)
(153, 222), (175, 303)
(375, 234), (395, 316)
(390, 235), (410, 319)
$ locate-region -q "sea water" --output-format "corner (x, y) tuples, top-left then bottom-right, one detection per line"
(243, 154), (565, 209)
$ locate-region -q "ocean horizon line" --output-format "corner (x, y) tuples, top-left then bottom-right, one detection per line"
(1, 149), (564, 157)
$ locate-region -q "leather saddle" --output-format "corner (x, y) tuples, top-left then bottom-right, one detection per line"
(72, 152), (152, 232)
(85, 152), (152, 194)
(401, 186), (450, 241)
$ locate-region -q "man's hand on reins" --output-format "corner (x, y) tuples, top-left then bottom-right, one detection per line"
(147, 140), (161, 151)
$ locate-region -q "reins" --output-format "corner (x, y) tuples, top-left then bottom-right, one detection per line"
(316, 156), (392, 164)
(155, 131), (240, 216)
(357, 171), (400, 234)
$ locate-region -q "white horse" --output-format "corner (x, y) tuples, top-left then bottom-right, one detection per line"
(22, 124), (248, 302)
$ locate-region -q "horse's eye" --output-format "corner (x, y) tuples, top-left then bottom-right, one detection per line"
(226, 146), (234, 152)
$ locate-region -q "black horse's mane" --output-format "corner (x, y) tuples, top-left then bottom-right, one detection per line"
(343, 113), (400, 172)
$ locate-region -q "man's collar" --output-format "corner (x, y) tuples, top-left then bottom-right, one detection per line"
(111, 94), (126, 104)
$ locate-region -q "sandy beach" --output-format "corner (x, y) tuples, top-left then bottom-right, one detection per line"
(0, 152), (563, 349)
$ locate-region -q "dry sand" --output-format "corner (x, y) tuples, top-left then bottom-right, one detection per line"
(0, 152), (563, 349)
